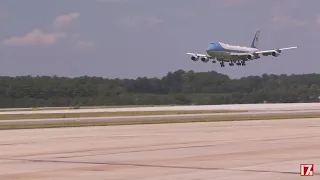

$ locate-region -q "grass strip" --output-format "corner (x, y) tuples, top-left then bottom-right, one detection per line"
(0, 110), (245, 120)
(1, 113), (320, 130)
(0, 105), (178, 112)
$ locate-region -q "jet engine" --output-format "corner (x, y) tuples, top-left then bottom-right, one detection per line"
(271, 51), (280, 57)
(201, 57), (209, 62)
(191, 56), (199, 61)
(246, 54), (255, 60)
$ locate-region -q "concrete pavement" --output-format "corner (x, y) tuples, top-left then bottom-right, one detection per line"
(1, 109), (320, 125)
(0, 118), (319, 179)
(2, 102), (320, 115)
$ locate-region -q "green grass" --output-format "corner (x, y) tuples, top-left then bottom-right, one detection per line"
(0, 110), (245, 120)
(0, 104), (178, 112)
(1, 113), (320, 130)
(82, 104), (177, 108)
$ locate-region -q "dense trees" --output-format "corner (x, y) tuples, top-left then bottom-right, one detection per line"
(0, 69), (320, 108)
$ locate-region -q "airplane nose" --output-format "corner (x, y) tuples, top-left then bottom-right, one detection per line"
(207, 43), (215, 51)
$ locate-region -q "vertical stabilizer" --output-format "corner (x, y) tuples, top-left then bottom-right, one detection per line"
(251, 30), (260, 49)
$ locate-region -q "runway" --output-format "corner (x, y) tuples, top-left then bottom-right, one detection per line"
(0, 118), (319, 179)
(2, 109), (320, 125)
(2, 102), (320, 115)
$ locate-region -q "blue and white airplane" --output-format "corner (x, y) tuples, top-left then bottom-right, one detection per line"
(187, 30), (298, 67)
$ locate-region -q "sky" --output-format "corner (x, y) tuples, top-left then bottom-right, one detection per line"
(0, 0), (320, 79)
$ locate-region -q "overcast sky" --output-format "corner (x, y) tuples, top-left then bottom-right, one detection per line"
(0, 0), (319, 79)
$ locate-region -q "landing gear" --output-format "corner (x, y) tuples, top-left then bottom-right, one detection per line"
(236, 61), (241, 66)
(221, 60), (245, 67)
(234, 60), (246, 66)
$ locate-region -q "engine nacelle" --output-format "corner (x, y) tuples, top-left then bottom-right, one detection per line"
(271, 51), (280, 57)
(201, 57), (209, 62)
(246, 54), (255, 60)
(191, 56), (199, 61)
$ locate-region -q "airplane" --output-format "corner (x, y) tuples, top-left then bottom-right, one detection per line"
(187, 30), (298, 67)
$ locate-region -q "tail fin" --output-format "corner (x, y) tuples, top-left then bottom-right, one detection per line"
(251, 30), (260, 49)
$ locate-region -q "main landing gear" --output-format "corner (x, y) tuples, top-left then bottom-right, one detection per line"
(219, 60), (245, 67)
(239, 60), (246, 66)
(226, 60), (246, 67)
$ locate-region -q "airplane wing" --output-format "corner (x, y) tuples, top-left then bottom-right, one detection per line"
(254, 46), (298, 56)
(186, 53), (211, 58)
(229, 46), (298, 59)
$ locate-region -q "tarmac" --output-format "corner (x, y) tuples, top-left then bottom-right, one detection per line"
(1, 109), (320, 125)
(2, 102), (320, 115)
(0, 117), (319, 179)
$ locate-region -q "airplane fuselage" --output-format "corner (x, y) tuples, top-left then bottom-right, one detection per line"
(206, 42), (258, 61)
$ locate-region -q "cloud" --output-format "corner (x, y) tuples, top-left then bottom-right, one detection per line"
(95, 0), (128, 2)
(3, 29), (66, 46)
(0, 12), (7, 19)
(270, 3), (308, 29)
(53, 12), (80, 29)
(223, 0), (247, 6)
(2, 12), (95, 50)
(70, 34), (96, 52)
(272, 16), (307, 27)
(0, 12), (5, 17)
(317, 14), (320, 25)
(119, 15), (164, 29)
(74, 40), (95, 52)
(2, 12), (81, 47)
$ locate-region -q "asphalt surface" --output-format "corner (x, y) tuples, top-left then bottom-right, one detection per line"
(0, 118), (319, 179)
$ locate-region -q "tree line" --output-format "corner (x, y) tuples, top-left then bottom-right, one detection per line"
(0, 69), (319, 108)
